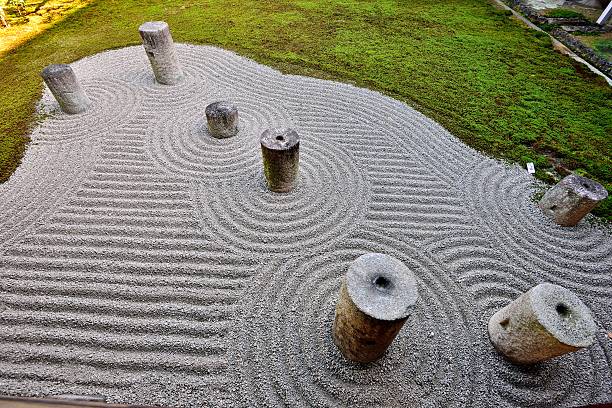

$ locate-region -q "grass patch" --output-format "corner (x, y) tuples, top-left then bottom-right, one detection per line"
(1, 0), (611, 219)
(0, 0), (93, 56)
(593, 38), (612, 61)
(594, 38), (612, 51)
(545, 8), (585, 19)
(578, 33), (612, 63)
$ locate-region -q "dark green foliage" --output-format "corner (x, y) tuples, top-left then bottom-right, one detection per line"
(1, 0), (610, 219)
(538, 23), (557, 32)
(592, 38), (612, 62)
(546, 8), (585, 19)
(594, 39), (612, 53)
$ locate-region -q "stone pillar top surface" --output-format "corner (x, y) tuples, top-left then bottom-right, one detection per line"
(529, 283), (596, 348)
(560, 174), (608, 201)
(205, 101), (238, 118)
(139, 21), (169, 33)
(346, 253), (418, 321)
(41, 64), (72, 78)
(260, 128), (299, 151)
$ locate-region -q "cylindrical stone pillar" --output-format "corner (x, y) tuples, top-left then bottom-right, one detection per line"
(488, 283), (596, 365)
(260, 128), (299, 193)
(332, 253), (419, 363)
(41, 64), (91, 114)
(205, 102), (239, 139)
(139, 21), (183, 85)
(539, 174), (608, 227)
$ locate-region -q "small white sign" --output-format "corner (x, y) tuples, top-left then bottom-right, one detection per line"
(527, 162), (535, 174)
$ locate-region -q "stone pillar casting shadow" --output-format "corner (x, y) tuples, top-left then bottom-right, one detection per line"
(539, 174), (608, 227)
(333, 253), (419, 363)
(205, 102), (239, 139)
(488, 283), (596, 364)
(139, 21), (183, 85)
(260, 128), (300, 193)
(41, 64), (91, 114)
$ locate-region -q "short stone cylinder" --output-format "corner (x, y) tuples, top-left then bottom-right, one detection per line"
(41, 64), (91, 114)
(139, 21), (183, 85)
(488, 283), (596, 365)
(260, 128), (300, 193)
(205, 102), (239, 139)
(539, 174), (608, 227)
(332, 253), (419, 363)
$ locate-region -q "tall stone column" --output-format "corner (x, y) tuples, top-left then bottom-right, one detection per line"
(139, 21), (183, 85)
(41, 64), (91, 114)
(333, 253), (419, 363)
(260, 128), (300, 193)
(539, 174), (608, 226)
(488, 283), (596, 364)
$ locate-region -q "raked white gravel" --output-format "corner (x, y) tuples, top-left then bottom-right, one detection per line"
(0, 44), (610, 407)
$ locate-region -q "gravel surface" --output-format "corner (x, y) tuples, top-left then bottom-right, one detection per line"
(0, 44), (611, 408)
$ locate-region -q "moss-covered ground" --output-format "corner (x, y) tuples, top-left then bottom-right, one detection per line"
(0, 0), (93, 56)
(579, 34), (612, 63)
(1, 0), (610, 218)
(545, 8), (586, 19)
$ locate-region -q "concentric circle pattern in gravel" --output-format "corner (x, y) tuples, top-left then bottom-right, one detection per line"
(0, 44), (610, 408)
(193, 138), (367, 255)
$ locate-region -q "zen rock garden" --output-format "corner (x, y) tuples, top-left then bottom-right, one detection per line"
(0, 17), (611, 408)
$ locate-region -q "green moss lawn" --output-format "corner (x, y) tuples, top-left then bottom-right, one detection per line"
(1, 0), (610, 218)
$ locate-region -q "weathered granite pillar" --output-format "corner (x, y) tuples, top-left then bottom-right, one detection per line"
(333, 253), (419, 363)
(41, 64), (91, 114)
(260, 128), (299, 193)
(488, 283), (596, 365)
(539, 174), (608, 226)
(205, 102), (239, 139)
(139, 21), (183, 85)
